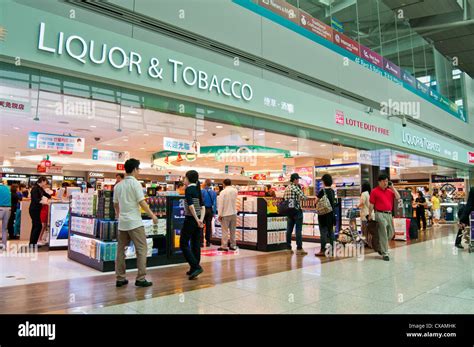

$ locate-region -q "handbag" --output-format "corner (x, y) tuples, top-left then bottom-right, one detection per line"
(278, 199), (297, 217)
(316, 189), (333, 215)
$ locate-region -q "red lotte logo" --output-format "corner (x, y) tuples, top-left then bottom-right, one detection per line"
(335, 111), (345, 125)
(468, 152), (474, 164)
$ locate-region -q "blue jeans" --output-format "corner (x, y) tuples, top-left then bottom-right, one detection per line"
(286, 209), (303, 250)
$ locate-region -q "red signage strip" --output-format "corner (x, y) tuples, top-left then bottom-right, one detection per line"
(333, 32), (360, 56)
(299, 10), (333, 42)
(258, 0), (299, 24)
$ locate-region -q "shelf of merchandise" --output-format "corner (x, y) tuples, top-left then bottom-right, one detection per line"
(210, 196), (288, 251)
(69, 194), (186, 272)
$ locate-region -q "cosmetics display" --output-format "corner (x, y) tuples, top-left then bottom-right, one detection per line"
(211, 196), (287, 252)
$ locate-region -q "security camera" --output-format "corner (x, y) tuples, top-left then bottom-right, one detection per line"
(94, 137), (102, 142)
(402, 116), (407, 127)
(365, 106), (373, 114)
(212, 133), (217, 137)
(245, 138), (250, 142)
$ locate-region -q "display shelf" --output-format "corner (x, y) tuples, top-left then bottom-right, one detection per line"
(70, 212), (96, 219)
(70, 230), (97, 240)
(69, 193), (186, 272)
(69, 249), (171, 272)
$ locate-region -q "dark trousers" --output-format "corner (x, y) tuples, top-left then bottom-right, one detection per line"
(416, 210), (427, 230)
(29, 208), (42, 245)
(319, 213), (335, 254)
(7, 207), (17, 238)
(201, 207), (214, 244)
(286, 209), (303, 250)
(180, 216), (202, 271)
(455, 227), (463, 246)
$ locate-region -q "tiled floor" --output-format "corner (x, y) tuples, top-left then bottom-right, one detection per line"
(0, 240), (306, 288)
(75, 230), (474, 314)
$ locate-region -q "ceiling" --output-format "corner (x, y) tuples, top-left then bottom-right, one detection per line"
(0, 84), (358, 176)
(382, 0), (474, 78)
(0, 83), (463, 180)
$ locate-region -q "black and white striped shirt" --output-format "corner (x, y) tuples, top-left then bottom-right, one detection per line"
(184, 184), (202, 218)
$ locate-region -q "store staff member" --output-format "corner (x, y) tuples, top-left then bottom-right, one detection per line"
(29, 177), (51, 246)
(201, 179), (217, 248)
(368, 174), (400, 261)
(0, 181), (11, 248)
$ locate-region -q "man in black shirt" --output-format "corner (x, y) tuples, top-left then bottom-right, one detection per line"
(415, 191), (427, 231)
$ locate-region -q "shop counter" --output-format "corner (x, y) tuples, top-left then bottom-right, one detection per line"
(440, 203), (459, 223)
(19, 200), (32, 242)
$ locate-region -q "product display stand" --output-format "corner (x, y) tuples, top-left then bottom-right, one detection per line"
(68, 192), (185, 272)
(211, 196), (288, 252)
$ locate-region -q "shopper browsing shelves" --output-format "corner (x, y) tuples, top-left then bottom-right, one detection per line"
(431, 191), (441, 226)
(217, 179), (238, 252)
(415, 191), (427, 231)
(283, 173), (307, 255)
(368, 174), (401, 261)
(181, 170), (206, 280)
(201, 178), (217, 248)
(358, 181), (373, 240)
(114, 159), (157, 288)
(315, 174), (337, 257)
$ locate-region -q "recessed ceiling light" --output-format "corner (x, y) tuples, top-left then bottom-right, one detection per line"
(320, 144), (327, 147)
(140, 147), (145, 150)
(13, 127), (20, 130)
(275, 141), (281, 144)
(292, 139), (297, 142)
(128, 108), (139, 114)
(90, 125), (97, 128)
(216, 125), (223, 129)
(144, 134), (149, 136)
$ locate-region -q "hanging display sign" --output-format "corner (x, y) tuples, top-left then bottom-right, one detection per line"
(431, 175), (465, 183)
(282, 164), (295, 175)
(116, 163), (125, 171)
(28, 132), (85, 152)
(163, 137), (200, 154)
(331, 17), (344, 33)
(92, 149), (128, 161)
(88, 172), (105, 178)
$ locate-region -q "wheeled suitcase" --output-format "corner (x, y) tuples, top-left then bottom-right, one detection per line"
(409, 217), (419, 240)
(366, 220), (381, 252)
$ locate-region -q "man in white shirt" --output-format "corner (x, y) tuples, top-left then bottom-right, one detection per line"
(217, 179), (238, 252)
(113, 159), (158, 288)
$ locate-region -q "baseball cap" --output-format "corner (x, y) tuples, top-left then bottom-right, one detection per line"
(290, 173), (302, 182)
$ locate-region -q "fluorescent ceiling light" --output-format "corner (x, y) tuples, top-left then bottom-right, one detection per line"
(216, 125), (223, 129)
